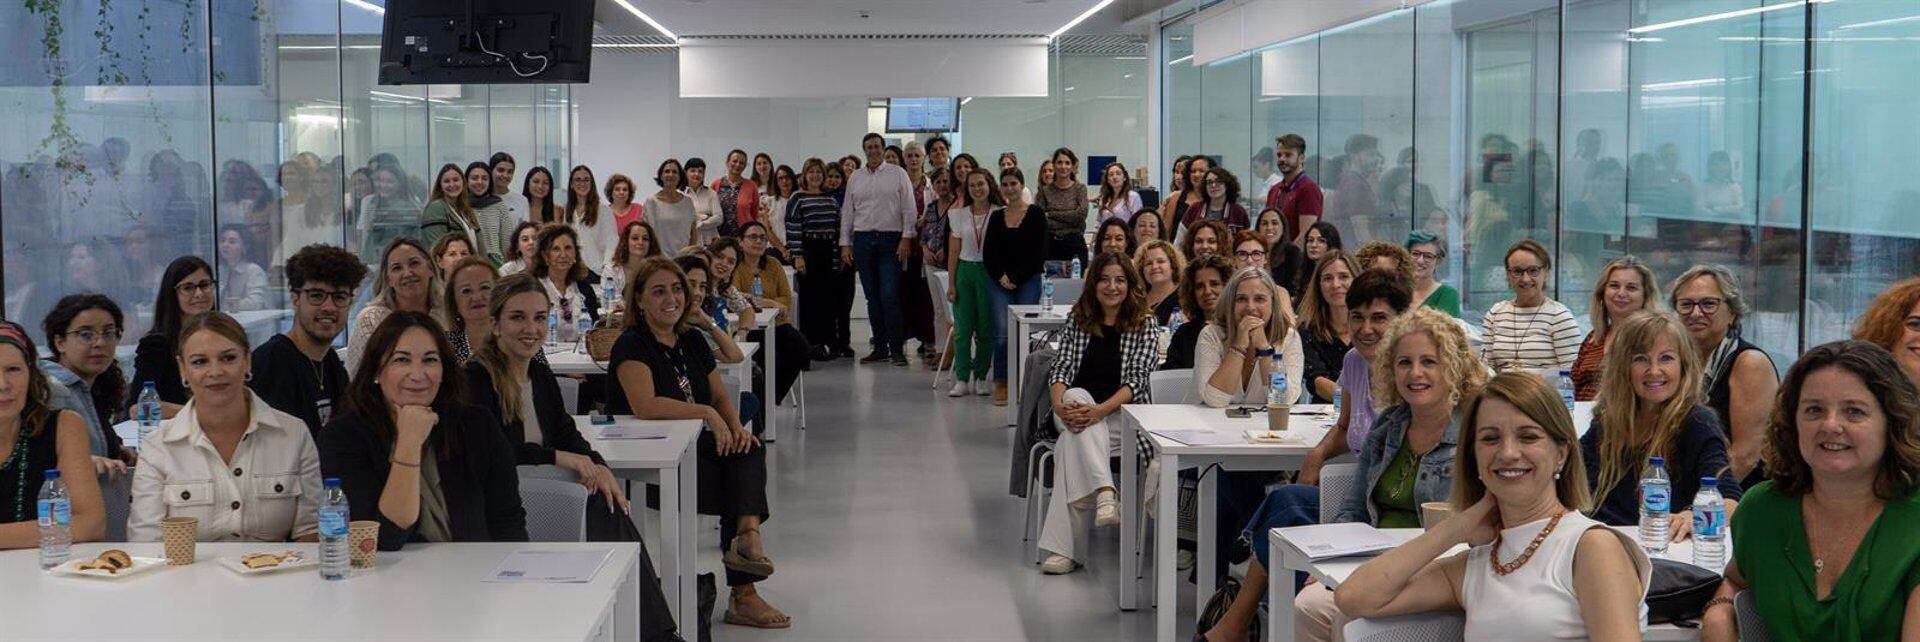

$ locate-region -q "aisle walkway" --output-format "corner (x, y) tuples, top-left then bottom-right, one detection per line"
(718, 346), (1172, 641)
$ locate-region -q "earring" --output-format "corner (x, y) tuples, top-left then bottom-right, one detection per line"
(1554, 471), (1563, 480)
(244, 372), (253, 382)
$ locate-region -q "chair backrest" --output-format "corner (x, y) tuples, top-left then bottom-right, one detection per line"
(1735, 590), (1772, 642)
(1344, 612), (1466, 642)
(517, 466), (588, 542)
(925, 268), (953, 323)
(1318, 461), (1359, 525)
(99, 472), (132, 543)
(1050, 277), (1083, 304)
(1149, 369), (1193, 405)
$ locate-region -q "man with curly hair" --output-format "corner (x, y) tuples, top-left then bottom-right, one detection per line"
(249, 243), (369, 435)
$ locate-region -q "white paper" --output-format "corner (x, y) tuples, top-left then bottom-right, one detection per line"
(1274, 522), (1404, 560)
(485, 549), (615, 583)
(1155, 430), (1244, 446)
(598, 424), (668, 440)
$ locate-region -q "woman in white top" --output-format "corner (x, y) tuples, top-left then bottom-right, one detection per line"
(532, 224), (603, 344)
(1194, 267), (1304, 407)
(762, 165), (796, 252)
(945, 168), (1002, 396)
(646, 158), (699, 254)
(216, 225), (269, 312)
(1480, 239), (1581, 373)
(499, 221), (540, 276)
(682, 157), (724, 247)
(1096, 161), (1142, 223)
(130, 312), (323, 542)
(561, 165), (617, 280)
(1336, 371), (1650, 641)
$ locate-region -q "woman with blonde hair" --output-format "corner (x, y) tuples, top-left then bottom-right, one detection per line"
(347, 237), (440, 372)
(1134, 240), (1184, 325)
(440, 257), (500, 364)
(1337, 371), (1649, 640)
(1193, 264), (1305, 409)
(1851, 276), (1920, 383)
(1580, 311), (1739, 532)
(1570, 255), (1660, 400)
(419, 163), (474, 251)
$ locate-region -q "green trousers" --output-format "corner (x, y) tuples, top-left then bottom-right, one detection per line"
(951, 261), (994, 382)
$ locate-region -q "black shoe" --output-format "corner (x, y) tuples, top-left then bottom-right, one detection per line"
(810, 346), (837, 362)
(859, 351), (892, 364)
(836, 345), (857, 358)
(890, 354), (909, 367)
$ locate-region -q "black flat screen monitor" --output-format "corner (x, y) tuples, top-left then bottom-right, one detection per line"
(380, 0), (595, 85)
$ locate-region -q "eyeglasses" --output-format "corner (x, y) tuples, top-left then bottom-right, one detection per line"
(1205, 179), (1223, 187)
(1410, 250), (1441, 263)
(61, 327), (122, 345)
(1234, 250), (1267, 260)
(295, 288), (356, 306)
(176, 279), (218, 295)
(1506, 266), (1544, 279)
(1674, 297), (1723, 315)
(743, 233), (769, 242)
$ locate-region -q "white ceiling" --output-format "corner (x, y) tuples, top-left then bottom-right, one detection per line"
(594, 0), (1130, 37)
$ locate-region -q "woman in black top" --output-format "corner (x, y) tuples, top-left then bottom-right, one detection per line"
(0, 320), (105, 549)
(1670, 265), (1777, 489)
(131, 256), (217, 417)
(1163, 254), (1233, 371)
(984, 167), (1049, 403)
(1299, 250), (1359, 403)
(606, 258), (789, 629)
(317, 312), (526, 551)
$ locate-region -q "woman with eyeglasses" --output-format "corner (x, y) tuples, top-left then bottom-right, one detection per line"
(441, 258), (500, 364)
(1228, 231), (1272, 275)
(1671, 265), (1779, 488)
(1181, 166), (1251, 241)
(1852, 276), (1920, 383)
(130, 256), (217, 418)
(41, 295), (137, 475)
(1571, 256), (1661, 401)
(347, 238), (440, 373)
(1479, 239), (1580, 375)
(733, 220), (811, 406)
(0, 320), (106, 550)
(1403, 230), (1461, 318)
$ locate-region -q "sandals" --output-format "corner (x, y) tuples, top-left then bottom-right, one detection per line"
(723, 528), (777, 577)
(723, 603), (792, 629)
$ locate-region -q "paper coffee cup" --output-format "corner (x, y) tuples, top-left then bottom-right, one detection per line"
(1267, 404), (1291, 431)
(160, 516), (197, 565)
(349, 520), (380, 568)
(1420, 502), (1454, 529)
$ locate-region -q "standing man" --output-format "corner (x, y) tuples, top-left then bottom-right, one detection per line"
(249, 244), (367, 435)
(1265, 134), (1325, 247)
(839, 133), (919, 366)
(491, 152), (528, 226)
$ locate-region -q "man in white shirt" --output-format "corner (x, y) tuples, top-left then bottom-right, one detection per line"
(838, 133), (918, 366)
(491, 152), (530, 225)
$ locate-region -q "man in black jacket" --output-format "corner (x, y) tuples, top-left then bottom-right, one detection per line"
(250, 243), (367, 434)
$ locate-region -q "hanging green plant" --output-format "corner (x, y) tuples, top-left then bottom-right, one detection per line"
(22, 0), (87, 184)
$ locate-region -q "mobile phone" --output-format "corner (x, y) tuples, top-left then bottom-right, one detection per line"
(1225, 407), (1252, 419)
(1022, 312), (1040, 318)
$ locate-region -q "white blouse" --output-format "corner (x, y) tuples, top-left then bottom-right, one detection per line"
(128, 392), (323, 543)
(1462, 511), (1651, 640)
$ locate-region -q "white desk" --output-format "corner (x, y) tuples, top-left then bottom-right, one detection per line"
(1004, 304), (1070, 425)
(548, 342), (758, 412)
(3, 541), (640, 641)
(1119, 402), (1336, 638)
(1269, 526), (1710, 641)
(575, 415), (702, 627)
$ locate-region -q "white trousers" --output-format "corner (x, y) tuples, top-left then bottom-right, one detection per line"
(1295, 582), (1346, 642)
(1038, 388), (1120, 562)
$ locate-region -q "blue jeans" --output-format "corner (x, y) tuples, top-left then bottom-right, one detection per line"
(987, 273), (1043, 381)
(852, 231), (905, 355)
(1241, 484), (1321, 574)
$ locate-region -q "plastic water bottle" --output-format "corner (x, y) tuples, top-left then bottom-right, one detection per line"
(751, 273), (764, 300)
(1069, 257), (1082, 279)
(601, 281), (616, 315)
(1557, 369), (1576, 415)
(575, 313), (593, 352)
(546, 312), (559, 348)
(318, 478), (350, 580)
(1332, 384), (1343, 412)
(135, 382), (161, 446)
(1692, 477), (1727, 571)
(1267, 355), (1290, 407)
(1639, 456), (1671, 555)
(1167, 305), (1185, 335)
(38, 470), (71, 569)
(1041, 274), (1054, 314)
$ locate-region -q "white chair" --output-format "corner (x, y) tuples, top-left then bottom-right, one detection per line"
(927, 269), (957, 390)
(1149, 369), (1193, 404)
(1318, 461), (1359, 525)
(1049, 277), (1083, 304)
(99, 472), (132, 543)
(1022, 441), (1055, 564)
(556, 376), (581, 418)
(517, 465), (589, 542)
(1735, 590), (1773, 642)
(1344, 612), (1466, 642)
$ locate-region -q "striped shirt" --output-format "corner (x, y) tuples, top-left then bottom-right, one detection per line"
(1479, 299), (1582, 373)
(784, 192), (844, 254)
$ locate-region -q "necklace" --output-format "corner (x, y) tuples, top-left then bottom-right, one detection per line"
(1490, 510), (1565, 576)
(1, 434), (28, 523)
(1507, 302), (1549, 368)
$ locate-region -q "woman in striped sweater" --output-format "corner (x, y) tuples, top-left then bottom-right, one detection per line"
(1479, 239), (1581, 374)
(786, 158), (852, 360)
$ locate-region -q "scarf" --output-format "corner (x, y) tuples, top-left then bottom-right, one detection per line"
(1700, 333), (1741, 394)
(469, 191), (502, 210)
(415, 449), (454, 543)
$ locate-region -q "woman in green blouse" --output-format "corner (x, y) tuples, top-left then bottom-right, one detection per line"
(1702, 340), (1920, 642)
(1404, 230), (1460, 318)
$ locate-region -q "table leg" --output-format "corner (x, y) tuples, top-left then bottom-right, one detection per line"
(659, 468), (683, 625)
(1155, 453), (1180, 640)
(677, 445), (698, 628)
(1119, 411), (1138, 611)
(1197, 467), (1217, 617)
(763, 322), (778, 442)
(1006, 312), (1021, 426)
(618, 550), (641, 642)
(1271, 534), (1298, 642)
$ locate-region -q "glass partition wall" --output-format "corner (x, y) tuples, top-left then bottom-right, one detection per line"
(1161, 0), (1920, 367)
(1, 0), (574, 346)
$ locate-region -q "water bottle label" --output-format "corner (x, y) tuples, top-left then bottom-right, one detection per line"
(1642, 486), (1669, 513)
(319, 511), (350, 538)
(1693, 508), (1724, 538)
(38, 499), (70, 527)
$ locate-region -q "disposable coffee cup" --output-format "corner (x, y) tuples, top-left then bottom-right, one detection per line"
(1267, 404), (1291, 431)
(160, 516), (197, 565)
(348, 520), (380, 568)
(1420, 502), (1454, 529)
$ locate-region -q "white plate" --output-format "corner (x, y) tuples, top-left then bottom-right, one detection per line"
(49, 555), (168, 579)
(1244, 429), (1308, 445)
(216, 551), (318, 575)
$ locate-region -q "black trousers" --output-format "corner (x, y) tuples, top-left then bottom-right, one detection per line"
(747, 324), (810, 405)
(586, 493), (683, 642)
(797, 239), (854, 352)
(696, 429), (771, 587)
(1049, 232), (1089, 266)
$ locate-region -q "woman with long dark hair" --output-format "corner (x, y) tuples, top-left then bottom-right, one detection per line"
(0, 320), (106, 549)
(563, 165), (618, 280)
(522, 166), (558, 224)
(41, 294), (135, 470)
(130, 256), (216, 417)
(462, 161), (515, 264)
(645, 159), (697, 255)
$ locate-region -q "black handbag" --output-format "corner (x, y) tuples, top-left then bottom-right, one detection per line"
(1646, 557), (1723, 625)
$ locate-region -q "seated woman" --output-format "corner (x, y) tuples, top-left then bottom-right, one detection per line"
(129, 312), (322, 542)
(1194, 267), (1303, 408)
(1852, 276), (1920, 384)
(1129, 207), (1167, 247)
(217, 225), (269, 311)
(40, 294), (137, 473)
(1228, 231), (1272, 274)
(1202, 307), (1483, 642)
(1571, 255), (1660, 401)
(347, 238), (439, 373)
(1299, 251), (1359, 404)
(1162, 254), (1232, 371)
(1480, 239), (1581, 374)
(673, 255), (752, 365)
(441, 257), (499, 364)
(131, 256), (218, 418)
(1581, 312), (1741, 532)
(1135, 240), (1184, 325)
(604, 220), (665, 302)
(1297, 268), (1414, 485)
(318, 312), (527, 551)
(1258, 208), (1308, 302)
(500, 221), (541, 276)
(1403, 230), (1461, 318)
(607, 258), (787, 629)
(431, 232), (476, 282)
(1036, 251), (1161, 575)
(1702, 341), (1920, 641)
(0, 320), (105, 549)
(1182, 219), (1231, 261)
(730, 220), (812, 405)
(531, 224), (603, 346)
(1670, 264), (1778, 489)
(1095, 218), (1135, 261)
(1336, 371), (1651, 640)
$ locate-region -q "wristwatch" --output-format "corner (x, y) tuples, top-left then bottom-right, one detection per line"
(1253, 347), (1277, 358)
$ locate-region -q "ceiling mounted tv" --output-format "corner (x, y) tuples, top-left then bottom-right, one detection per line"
(379, 0), (595, 85)
(886, 97), (961, 134)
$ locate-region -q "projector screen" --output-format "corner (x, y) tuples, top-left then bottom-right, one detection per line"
(886, 98), (961, 133)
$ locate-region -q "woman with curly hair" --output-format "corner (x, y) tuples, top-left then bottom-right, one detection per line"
(1852, 276), (1920, 383)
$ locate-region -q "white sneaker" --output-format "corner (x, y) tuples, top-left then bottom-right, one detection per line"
(1094, 489), (1120, 527)
(1177, 550), (1195, 571)
(973, 380), (993, 396)
(949, 380), (970, 397)
(1040, 554), (1078, 574)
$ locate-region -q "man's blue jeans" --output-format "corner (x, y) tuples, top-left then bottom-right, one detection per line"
(852, 231), (904, 355)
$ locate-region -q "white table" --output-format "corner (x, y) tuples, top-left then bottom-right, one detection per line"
(1119, 402), (1337, 638)
(575, 415), (702, 627)
(3, 541), (640, 641)
(1004, 304), (1070, 425)
(547, 342), (758, 416)
(1269, 526), (1710, 641)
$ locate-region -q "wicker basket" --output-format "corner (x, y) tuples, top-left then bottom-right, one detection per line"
(585, 313), (624, 361)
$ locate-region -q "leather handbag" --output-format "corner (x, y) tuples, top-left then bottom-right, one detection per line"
(1646, 557), (1723, 625)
